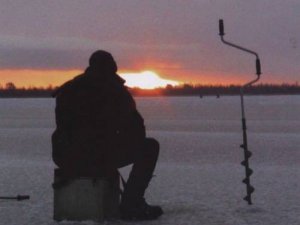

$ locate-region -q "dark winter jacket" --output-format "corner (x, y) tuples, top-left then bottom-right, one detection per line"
(52, 67), (145, 175)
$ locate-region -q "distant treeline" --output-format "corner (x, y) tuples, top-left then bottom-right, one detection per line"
(0, 82), (54, 98)
(136, 83), (300, 96)
(1, 82), (300, 97)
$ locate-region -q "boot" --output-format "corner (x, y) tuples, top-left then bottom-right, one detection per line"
(120, 197), (163, 221)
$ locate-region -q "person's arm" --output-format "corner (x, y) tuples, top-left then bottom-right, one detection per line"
(110, 84), (146, 139)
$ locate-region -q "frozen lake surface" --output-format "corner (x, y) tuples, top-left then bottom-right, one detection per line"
(0, 96), (299, 225)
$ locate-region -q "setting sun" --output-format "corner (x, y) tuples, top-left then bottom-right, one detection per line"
(120, 71), (179, 89)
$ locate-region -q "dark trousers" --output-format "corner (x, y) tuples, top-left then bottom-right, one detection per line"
(113, 138), (160, 204)
(53, 133), (159, 204)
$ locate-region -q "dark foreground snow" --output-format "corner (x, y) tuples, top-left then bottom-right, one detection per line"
(0, 96), (299, 225)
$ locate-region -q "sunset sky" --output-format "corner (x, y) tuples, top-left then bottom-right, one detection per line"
(0, 0), (299, 88)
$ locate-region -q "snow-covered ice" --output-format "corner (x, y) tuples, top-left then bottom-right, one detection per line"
(0, 96), (299, 225)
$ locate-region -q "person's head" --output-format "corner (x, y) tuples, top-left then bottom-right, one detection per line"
(88, 50), (118, 74)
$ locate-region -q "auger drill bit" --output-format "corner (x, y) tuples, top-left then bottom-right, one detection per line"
(218, 19), (261, 205)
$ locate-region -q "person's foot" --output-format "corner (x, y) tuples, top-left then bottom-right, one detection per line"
(120, 198), (163, 221)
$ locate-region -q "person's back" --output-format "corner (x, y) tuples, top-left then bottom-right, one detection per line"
(52, 50), (163, 220)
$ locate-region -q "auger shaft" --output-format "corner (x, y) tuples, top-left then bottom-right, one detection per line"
(218, 19), (261, 204)
(240, 89), (254, 204)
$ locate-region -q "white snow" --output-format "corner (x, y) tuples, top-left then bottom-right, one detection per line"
(0, 96), (299, 225)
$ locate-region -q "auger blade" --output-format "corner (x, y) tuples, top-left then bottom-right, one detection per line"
(241, 160), (247, 166)
(243, 195), (252, 205)
(248, 185), (255, 194)
(246, 168), (253, 177)
(242, 177), (250, 185)
(245, 150), (252, 158)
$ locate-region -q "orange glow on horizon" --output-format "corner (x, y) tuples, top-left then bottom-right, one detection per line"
(0, 69), (182, 89)
(0, 69), (273, 89)
(0, 69), (82, 88)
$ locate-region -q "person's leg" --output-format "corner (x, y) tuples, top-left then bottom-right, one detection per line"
(113, 137), (163, 220)
(121, 138), (159, 204)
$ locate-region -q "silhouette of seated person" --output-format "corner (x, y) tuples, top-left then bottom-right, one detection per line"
(52, 50), (163, 220)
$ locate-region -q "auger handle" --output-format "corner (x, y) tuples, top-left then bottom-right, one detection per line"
(218, 19), (262, 78)
(256, 58), (261, 76)
(17, 195), (30, 201)
(219, 19), (225, 36)
(0, 195), (30, 201)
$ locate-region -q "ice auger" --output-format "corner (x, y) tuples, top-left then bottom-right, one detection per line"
(218, 19), (261, 205)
